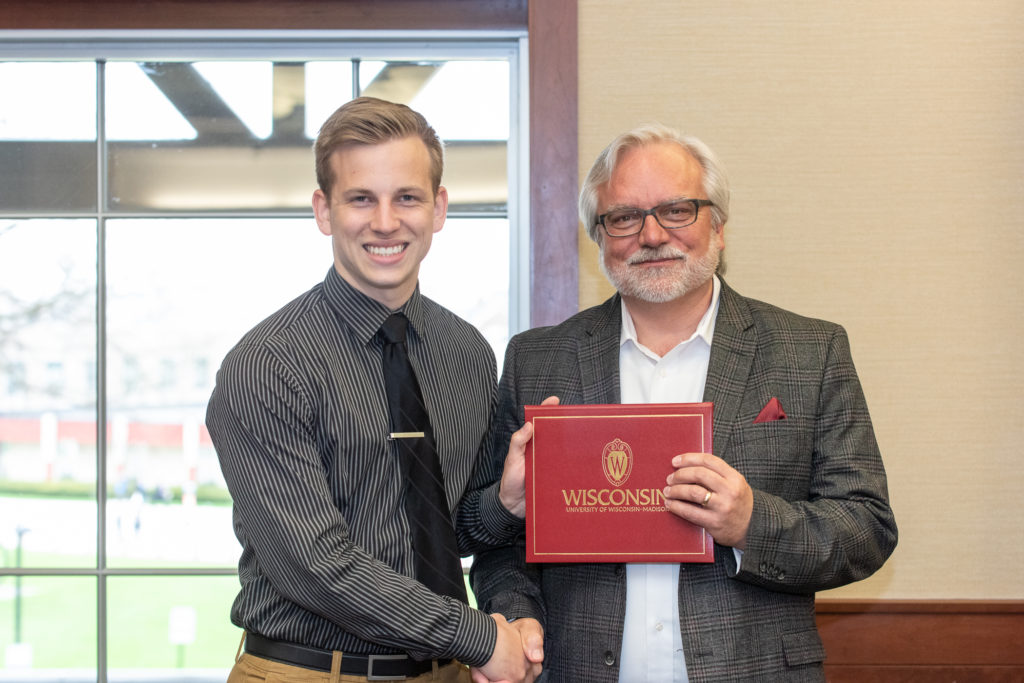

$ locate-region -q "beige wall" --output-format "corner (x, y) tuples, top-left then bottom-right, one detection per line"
(578, 0), (1024, 599)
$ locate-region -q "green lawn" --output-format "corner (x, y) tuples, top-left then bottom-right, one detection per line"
(0, 491), (478, 672)
(1, 562), (476, 671)
(0, 572), (241, 669)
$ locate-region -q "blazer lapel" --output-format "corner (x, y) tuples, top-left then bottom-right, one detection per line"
(703, 281), (756, 459)
(578, 295), (622, 405)
(571, 287), (756, 441)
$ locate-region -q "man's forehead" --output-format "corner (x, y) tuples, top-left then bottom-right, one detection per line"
(601, 142), (704, 201)
(328, 138), (433, 184)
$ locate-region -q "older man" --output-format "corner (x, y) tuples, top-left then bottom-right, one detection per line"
(468, 124), (897, 682)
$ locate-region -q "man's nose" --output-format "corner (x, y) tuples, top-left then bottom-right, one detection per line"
(637, 213), (670, 246)
(373, 204), (400, 232)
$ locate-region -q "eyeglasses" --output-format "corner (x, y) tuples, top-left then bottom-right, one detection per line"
(596, 199), (715, 237)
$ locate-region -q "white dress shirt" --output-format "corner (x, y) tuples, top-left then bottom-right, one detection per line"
(616, 275), (721, 683)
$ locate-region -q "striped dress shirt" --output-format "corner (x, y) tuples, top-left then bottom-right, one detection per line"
(206, 266), (504, 665)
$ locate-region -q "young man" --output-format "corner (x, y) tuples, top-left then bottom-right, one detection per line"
(207, 97), (541, 683)
(469, 124), (898, 682)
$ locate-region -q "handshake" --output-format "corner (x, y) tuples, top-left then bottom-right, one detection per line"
(470, 614), (544, 683)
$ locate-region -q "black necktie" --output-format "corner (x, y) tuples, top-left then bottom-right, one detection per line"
(378, 313), (468, 603)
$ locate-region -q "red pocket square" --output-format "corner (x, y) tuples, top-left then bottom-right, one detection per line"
(754, 397), (787, 423)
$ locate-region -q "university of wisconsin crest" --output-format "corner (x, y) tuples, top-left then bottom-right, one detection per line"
(601, 438), (633, 487)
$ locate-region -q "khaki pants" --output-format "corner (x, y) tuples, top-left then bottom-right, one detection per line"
(228, 635), (472, 683)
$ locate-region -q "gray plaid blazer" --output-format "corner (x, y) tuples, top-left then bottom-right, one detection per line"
(469, 280), (897, 682)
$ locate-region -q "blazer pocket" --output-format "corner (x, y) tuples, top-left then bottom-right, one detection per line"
(733, 418), (807, 449)
(782, 627), (826, 667)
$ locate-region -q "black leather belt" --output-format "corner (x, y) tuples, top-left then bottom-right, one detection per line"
(245, 632), (449, 680)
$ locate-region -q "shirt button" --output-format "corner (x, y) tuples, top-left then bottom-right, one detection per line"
(655, 622), (664, 631)
(604, 651), (615, 666)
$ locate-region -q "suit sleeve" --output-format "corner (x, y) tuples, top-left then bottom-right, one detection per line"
(454, 342), (524, 556)
(466, 334), (548, 623)
(731, 326), (898, 593)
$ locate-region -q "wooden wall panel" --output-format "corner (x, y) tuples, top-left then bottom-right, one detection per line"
(527, 0), (579, 326)
(818, 600), (1024, 682)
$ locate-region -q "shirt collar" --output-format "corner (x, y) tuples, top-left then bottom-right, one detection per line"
(322, 266), (427, 345)
(619, 274), (722, 350)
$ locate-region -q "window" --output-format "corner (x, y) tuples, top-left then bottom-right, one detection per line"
(0, 32), (526, 681)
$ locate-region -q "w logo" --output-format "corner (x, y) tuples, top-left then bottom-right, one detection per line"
(602, 438), (633, 487)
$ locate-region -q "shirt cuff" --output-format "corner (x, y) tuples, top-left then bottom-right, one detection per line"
(445, 601), (498, 668)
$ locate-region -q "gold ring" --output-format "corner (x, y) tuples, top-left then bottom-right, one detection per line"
(701, 490), (713, 506)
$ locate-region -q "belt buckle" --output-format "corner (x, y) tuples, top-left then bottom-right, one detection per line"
(366, 654), (409, 681)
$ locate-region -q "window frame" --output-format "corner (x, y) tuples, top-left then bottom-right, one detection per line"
(0, 5), (579, 680)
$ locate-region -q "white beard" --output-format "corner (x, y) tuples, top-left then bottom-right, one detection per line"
(599, 238), (721, 303)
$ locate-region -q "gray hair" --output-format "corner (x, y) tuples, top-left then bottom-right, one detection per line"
(578, 123), (730, 243)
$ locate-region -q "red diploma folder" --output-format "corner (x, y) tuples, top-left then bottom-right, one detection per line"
(524, 402), (715, 563)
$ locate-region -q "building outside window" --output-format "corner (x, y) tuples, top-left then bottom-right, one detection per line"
(0, 30), (526, 682)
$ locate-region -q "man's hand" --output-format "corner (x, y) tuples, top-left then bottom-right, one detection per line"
(511, 618), (544, 671)
(498, 396), (560, 517)
(663, 452), (754, 549)
(470, 614), (544, 683)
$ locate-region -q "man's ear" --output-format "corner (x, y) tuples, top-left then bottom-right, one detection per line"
(432, 186), (449, 234)
(313, 189), (332, 236)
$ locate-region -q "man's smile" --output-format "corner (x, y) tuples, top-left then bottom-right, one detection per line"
(366, 243), (408, 257)
(627, 247), (687, 266)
